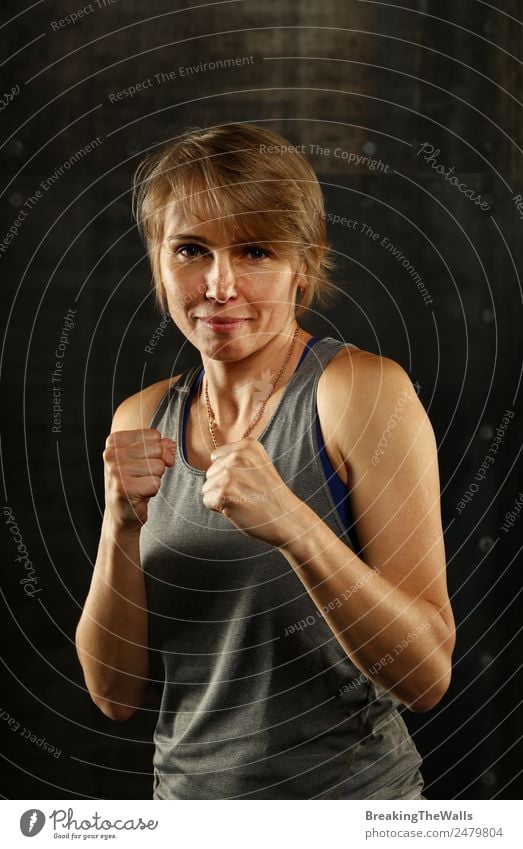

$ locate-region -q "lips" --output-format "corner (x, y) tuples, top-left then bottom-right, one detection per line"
(197, 317), (249, 322)
(197, 316), (249, 332)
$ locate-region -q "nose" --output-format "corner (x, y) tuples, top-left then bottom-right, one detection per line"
(204, 251), (237, 303)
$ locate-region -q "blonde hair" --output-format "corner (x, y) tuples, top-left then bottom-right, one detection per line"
(132, 123), (339, 320)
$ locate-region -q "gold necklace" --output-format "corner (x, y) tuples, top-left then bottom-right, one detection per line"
(203, 323), (301, 450)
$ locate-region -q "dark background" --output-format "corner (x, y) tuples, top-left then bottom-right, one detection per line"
(1, 0), (521, 800)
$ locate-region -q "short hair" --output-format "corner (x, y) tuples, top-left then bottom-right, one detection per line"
(131, 122), (339, 320)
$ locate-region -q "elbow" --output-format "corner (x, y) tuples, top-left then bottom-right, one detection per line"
(97, 702), (137, 722)
(75, 628), (147, 722)
(406, 620), (456, 713)
(88, 680), (148, 721)
(405, 665), (452, 714)
(92, 695), (138, 722)
(406, 693), (442, 713)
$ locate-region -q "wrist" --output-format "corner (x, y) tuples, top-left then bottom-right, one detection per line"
(275, 497), (316, 552)
(103, 510), (142, 540)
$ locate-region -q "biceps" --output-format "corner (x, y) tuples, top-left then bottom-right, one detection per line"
(349, 412), (449, 611)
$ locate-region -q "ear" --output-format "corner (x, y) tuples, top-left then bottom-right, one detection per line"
(292, 258), (307, 317)
(293, 255), (307, 286)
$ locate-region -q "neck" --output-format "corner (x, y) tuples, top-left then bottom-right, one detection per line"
(200, 322), (311, 425)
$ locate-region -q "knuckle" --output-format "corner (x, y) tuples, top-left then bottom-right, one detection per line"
(148, 445), (163, 459)
(115, 473), (131, 489)
(114, 480), (130, 498)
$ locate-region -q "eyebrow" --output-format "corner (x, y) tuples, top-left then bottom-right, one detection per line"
(167, 233), (267, 247)
(168, 233), (216, 245)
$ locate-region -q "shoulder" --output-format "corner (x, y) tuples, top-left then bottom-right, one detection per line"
(110, 375), (184, 433)
(318, 345), (432, 467)
(318, 343), (415, 418)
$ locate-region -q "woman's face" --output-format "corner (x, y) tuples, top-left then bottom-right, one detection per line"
(158, 205), (304, 360)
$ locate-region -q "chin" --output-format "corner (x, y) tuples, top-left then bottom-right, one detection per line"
(195, 329), (260, 357)
(200, 339), (253, 358)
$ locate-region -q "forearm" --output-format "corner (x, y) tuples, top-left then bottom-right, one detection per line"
(75, 511), (150, 720)
(277, 499), (452, 711)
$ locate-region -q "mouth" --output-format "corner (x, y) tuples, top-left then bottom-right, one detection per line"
(196, 317), (250, 332)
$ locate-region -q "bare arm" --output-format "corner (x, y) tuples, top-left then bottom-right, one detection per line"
(75, 515), (148, 721)
(276, 353), (455, 712)
(75, 379), (178, 721)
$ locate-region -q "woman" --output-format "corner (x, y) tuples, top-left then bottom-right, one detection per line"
(75, 123), (455, 800)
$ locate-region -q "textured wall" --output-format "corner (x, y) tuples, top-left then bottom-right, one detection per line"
(1, 0), (521, 800)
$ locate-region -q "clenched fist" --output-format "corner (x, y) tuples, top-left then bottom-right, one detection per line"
(202, 437), (302, 547)
(103, 428), (176, 531)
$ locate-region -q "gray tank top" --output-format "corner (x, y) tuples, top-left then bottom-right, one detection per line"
(139, 336), (425, 799)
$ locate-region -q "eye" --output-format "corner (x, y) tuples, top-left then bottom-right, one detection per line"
(176, 244), (207, 259)
(245, 246), (271, 260)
